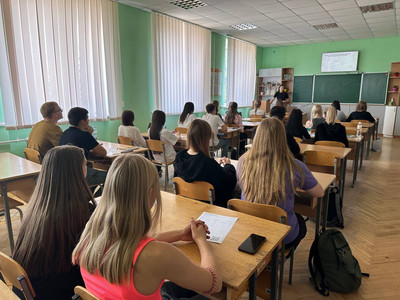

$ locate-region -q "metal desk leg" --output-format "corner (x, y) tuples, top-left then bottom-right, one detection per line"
(322, 188), (330, 230)
(359, 138), (365, 170)
(366, 127), (372, 159)
(2, 183), (14, 252)
(248, 272), (256, 300)
(315, 196), (322, 238)
(352, 141), (360, 187)
(340, 158), (347, 203)
(270, 247), (278, 300)
(278, 243), (285, 300)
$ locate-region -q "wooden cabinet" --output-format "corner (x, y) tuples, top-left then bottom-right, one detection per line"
(387, 62), (400, 106)
(255, 67), (294, 112)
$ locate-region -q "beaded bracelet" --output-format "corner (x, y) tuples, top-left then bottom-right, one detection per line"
(203, 266), (217, 294)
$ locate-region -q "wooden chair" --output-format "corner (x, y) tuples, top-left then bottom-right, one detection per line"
(350, 119), (371, 124)
(346, 128), (357, 135)
(340, 122), (354, 128)
(0, 251), (35, 300)
(146, 139), (174, 191)
(175, 127), (188, 135)
(173, 177), (215, 205)
(117, 136), (133, 145)
(303, 150), (340, 184)
(294, 136), (302, 145)
(227, 199), (293, 299)
(250, 115), (263, 122)
(226, 123), (246, 157)
(0, 194), (25, 221)
(315, 141), (345, 148)
(72, 286), (100, 300)
(24, 148), (42, 164)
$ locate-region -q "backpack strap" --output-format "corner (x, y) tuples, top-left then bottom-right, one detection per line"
(308, 236), (329, 296)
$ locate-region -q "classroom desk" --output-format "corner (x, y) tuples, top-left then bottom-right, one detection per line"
(242, 121), (260, 127)
(220, 127), (242, 157)
(0, 153), (41, 252)
(161, 191), (290, 300)
(0, 280), (19, 300)
(347, 135), (364, 186)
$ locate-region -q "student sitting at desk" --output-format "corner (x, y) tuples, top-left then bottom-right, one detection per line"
(237, 118), (324, 249)
(212, 100), (223, 121)
(149, 110), (181, 163)
(73, 154), (222, 299)
(13, 146), (96, 300)
(311, 104), (325, 130)
(225, 101), (246, 155)
(177, 102), (196, 128)
(59, 107), (107, 186)
(270, 106), (300, 155)
(347, 100), (375, 123)
(248, 100), (265, 117)
(202, 103), (229, 157)
(174, 119), (236, 208)
(286, 108), (310, 140)
(118, 110), (147, 147)
(331, 100), (347, 122)
(315, 106), (348, 147)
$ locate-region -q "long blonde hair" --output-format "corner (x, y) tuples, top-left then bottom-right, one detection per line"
(72, 154), (162, 284)
(13, 145), (94, 277)
(325, 106), (337, 125)
(311, 104), (323, 119)
(240, 118), (302, 205)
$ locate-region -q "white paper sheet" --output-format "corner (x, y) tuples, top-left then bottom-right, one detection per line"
(197, 212), (238, 244)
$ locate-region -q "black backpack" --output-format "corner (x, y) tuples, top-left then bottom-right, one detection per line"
(309, 229), (368, 296)
(327, 187), (344, 228)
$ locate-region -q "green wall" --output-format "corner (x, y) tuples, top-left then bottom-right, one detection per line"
(261, 36), (400, 75)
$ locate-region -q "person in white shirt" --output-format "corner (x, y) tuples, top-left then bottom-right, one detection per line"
(177, 102), (196, 128)
(248, 100), (265, 117)
(118, 110), (147, 148)
(149, 110), (181, 163)
(202, 103), (229, 157)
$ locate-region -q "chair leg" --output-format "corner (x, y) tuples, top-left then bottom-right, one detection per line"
(15, 207), (23, 221)
(164, 164), (168, 191)
(289, 248), (294, 285)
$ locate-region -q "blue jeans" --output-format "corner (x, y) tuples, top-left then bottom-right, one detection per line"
(86, 167), (107, 187)
(216, 138), (229, 157)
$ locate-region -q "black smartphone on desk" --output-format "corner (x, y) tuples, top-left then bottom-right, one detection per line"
(238, 234), (266, 254)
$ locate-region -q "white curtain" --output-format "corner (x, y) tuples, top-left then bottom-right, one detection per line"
(0, 0), (122, 129)
(152, 13), (211, 114)
(226, 37), (256, 107)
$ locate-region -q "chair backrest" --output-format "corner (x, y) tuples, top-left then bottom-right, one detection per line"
(340, 122), (354, 127)
(227, 199), (287, 224)
(0, 251), (36, 300)
(175, 127), (188, 134)
(72, 286), (100, 300)
(250, 115), (262, 122)
(173, 177), (215, 205)
(24, 148), (42, 164)
(146, 139), (164, 153)
(117, 136), (133, 146)
(294, 136), (302, 145)
(303, 150), (340, 180)
(346, 128), (357, 135)
(315, 141), (345, 148)
(350, 119), (370, 124)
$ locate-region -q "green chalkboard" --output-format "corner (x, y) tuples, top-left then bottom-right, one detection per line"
(313, 74), (362, 103)
(361, 73), (388, 104)
(293, 76), (313, 102)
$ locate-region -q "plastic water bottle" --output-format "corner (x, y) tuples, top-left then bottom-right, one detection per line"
(356, 122), (362, 138)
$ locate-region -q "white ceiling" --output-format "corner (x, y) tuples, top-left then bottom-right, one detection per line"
(118, 0), (400, 47)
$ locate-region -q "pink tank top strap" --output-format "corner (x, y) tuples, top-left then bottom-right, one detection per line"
(133, 236), (156, 266)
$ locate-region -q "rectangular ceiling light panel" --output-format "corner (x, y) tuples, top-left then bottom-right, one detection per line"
(170, 0), (208, 9)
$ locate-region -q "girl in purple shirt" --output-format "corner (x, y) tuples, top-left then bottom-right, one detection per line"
(237, 118), (323, 249)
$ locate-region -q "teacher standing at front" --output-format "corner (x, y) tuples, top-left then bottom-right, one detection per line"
(270, 85), (290, 110)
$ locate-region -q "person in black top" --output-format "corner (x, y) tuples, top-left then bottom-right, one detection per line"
(59, 107), (107, 186)
(270, 85), (290, 109)
(315, 106), (348, 147)
(174, 119), (236, 207)
(347, 100), (375, 123)
(270, 106), (300, 155)
(286, 108), (310, 140)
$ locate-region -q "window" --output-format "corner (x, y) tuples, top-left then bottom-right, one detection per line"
(152, 13), (211, 114)
(226, 37), (256, 107)
(0, 0), (122, 128)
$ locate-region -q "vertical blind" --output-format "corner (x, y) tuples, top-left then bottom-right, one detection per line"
(152, 13), (211, 114)
(226, 37), (256, 107)
(0, 0), (122, 128)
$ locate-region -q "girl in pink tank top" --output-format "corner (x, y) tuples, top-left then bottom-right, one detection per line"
(73, 155), (222, 299)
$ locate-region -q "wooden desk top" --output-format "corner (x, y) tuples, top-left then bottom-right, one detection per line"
(299, 144), (352, 158)
(0, 280), (19, 300)
(340, 122), (374, 128)
(242, 121), (260, 127)
(161, 191), (290, 291)
(0, 153), (41, 182)
(98, 141), (148, 158)
(311, 172), (336, 191)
